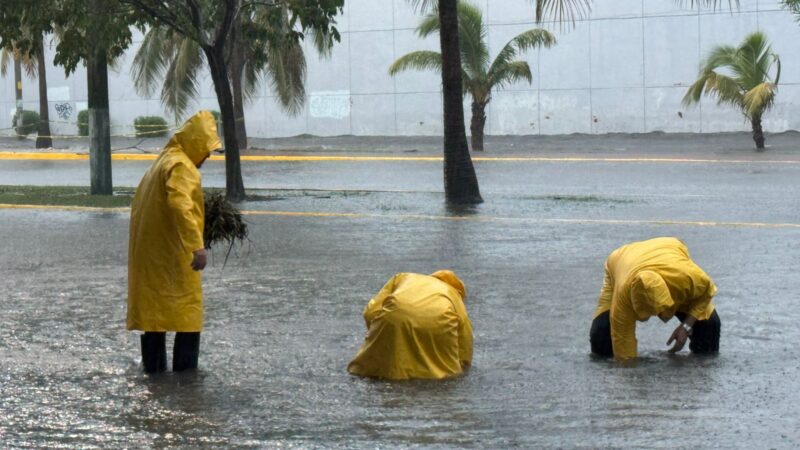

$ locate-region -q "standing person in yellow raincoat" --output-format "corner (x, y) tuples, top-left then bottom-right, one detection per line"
(590, 237), (721, 361)
(348, 271), (473, 380)
(127, 110), (221, 373)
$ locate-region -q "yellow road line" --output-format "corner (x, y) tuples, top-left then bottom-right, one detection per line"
(0, 151), (799, 164)
(0, 203), (131, 213)
(3, 203), (796, 229)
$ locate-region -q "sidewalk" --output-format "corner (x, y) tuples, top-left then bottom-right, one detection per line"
(1, 131), (799, 160)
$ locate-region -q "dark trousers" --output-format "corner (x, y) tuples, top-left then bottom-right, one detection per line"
(140, 332), (201, 373)
(590, 310), (721, 358)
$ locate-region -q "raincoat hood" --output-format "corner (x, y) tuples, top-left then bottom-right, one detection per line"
(430, 270), (466, 299)
(166, 110), (222, 166)
(630, 270), (675, 321)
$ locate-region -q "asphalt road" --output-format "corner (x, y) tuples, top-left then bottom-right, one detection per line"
(1, 146), (799, 448)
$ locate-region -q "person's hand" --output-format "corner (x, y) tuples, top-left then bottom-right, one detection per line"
(191, 248), (208, 271)
(667, 324), (689, 353)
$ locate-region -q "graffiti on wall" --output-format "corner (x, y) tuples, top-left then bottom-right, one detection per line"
(54, 102), (73, 120)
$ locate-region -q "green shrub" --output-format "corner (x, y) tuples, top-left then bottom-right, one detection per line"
(210, 110), (221, 124)
(77, 110), (89, 136)
(13, 110), (40, 138)
(134, 116), (168, 137)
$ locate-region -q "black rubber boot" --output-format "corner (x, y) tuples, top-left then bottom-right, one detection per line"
(173, 332), (201, 371)
(590, 311), (614, 358)
(140, 332), (167, 373)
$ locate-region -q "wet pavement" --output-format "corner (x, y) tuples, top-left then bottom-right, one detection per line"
(2, 145), (800, 448)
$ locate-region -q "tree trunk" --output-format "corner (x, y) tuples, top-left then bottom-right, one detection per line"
(230, 41), (248, 149)
(87, 47), (113, 195)
(438, 0), (482, 204)
(205, 46), (245, 202)
(470, 100), (486, 152)
(751, 115), (765, 151)
(35, 36), (52, 148)
(13, 55), (22, 137)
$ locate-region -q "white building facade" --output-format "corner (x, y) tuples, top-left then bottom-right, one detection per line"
(2, 0), (799, 139)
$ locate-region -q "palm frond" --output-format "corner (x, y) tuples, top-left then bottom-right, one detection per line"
(416, 11), (441, 38)
(406, 0), (437, 13)
(705, 71), (746, 109)
(389, 50), (443, 75)
(673, 0), (739, 11)
(455, 2), (489, 79)
(489, 60), (533, 90)
(743, 82), (777, 117)
(0, 47), (10, 77)
(265, 39), (306, 115)
(682, 71), (712, 106)
(534, 0), (591, 26)
(161, 37), (203, 119)
(308, 29), (336, 58)
(131, 27), (174, 98)
(488, 28), (553, 84)
(784, 0), (800, 19)
(241, 58), (262, 105)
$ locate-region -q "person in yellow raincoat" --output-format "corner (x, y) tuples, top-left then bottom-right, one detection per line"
(127, 110), (221, 373)
(348, 271), (473, 380)
(590, 237), (721, 361)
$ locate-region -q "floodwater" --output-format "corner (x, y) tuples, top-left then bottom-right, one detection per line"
(2, 154), (800, 448)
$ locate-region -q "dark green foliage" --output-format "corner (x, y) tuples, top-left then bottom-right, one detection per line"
(77, 109), (89, 136)
(204, 192), (248, 266)
(12, 110), (40, 138)
(133, 116), (168, 137)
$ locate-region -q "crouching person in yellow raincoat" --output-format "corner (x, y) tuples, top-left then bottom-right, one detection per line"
(127, 110), (221, 373)
(348, 271), (473, 380)
(590, 237), (721, 361)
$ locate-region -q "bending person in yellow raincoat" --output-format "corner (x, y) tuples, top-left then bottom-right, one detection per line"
(127, 110), (221, 373)
(590, 237), (721, 361)
(348, 271), (473, 380)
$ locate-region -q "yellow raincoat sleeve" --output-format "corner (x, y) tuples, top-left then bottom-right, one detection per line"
(165, 162), (204, 253)
(593, 260), (615, 318)
(610, 300), (638, 360)
(687, 279), (717, 320)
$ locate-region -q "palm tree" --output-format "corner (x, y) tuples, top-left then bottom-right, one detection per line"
(0, 36), (53, 148)
(131, 7), (307, 149)
(783, 0), (800, 18)
(390, 2), (554, 152)
(683, 31), (780, 150)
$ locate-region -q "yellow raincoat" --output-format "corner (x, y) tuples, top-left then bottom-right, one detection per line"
(127, 111), (221, 332)
(347, 271), (473, 380)
(593, 237), (717, 360)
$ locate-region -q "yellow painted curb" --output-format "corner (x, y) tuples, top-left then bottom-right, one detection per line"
(1, 151), (799, 164)
(0, 203), (131, 213)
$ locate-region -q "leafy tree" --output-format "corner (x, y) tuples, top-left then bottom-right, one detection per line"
(390, 2), (554, 152)
(131, 6), (308, 149)
(120, 0), (343, 202)
(683, 31), (780, 150)
(1, 0), (144, 194)
(0, 34), (53, 148)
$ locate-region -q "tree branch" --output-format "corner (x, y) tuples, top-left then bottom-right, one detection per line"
(213, 0), (240, 50)
(119, 0), (193, 38)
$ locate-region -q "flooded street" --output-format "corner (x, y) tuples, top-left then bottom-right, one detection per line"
(2, 154), (800, 448)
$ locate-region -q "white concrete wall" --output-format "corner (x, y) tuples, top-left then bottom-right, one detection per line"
(2, 0), (799, 138)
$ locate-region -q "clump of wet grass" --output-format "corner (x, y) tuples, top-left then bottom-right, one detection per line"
(204, 192), (249, 267)
(0, 185), (134, 207)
